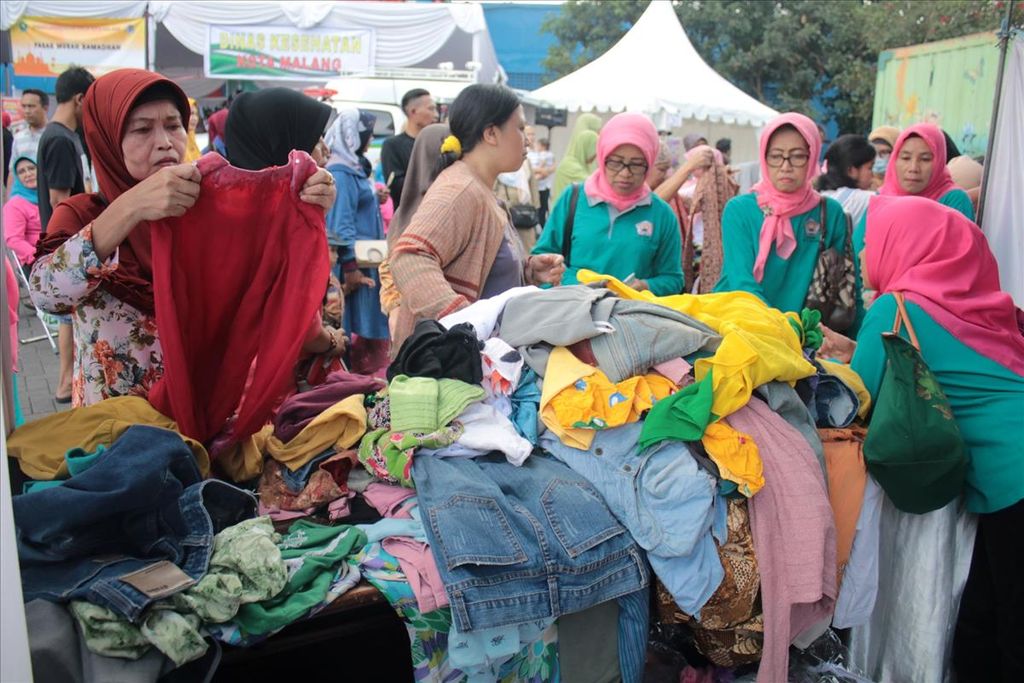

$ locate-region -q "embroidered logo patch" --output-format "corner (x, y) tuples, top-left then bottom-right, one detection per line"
(804, 218), (821, 236)
(636, 221), (654, 237)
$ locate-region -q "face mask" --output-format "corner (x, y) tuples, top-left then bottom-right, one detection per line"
(872, 156), (889, 175)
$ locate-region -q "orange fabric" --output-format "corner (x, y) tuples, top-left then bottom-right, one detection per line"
(819, 426), (868, 585)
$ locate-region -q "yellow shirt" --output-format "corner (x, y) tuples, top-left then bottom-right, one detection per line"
(577, 270), (816, 420)
(542, 347), (676, 450)
(265, 395), (367, 470)
(8, 396), (209, 479)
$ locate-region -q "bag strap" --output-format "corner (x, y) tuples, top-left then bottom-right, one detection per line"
(562, 182), (581, 266)
(891, 292), (921, 350)
(816, 197), (828, 252)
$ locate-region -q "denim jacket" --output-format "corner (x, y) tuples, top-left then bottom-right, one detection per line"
(413, 451), (649, 633)
(15, 426), (256, 622)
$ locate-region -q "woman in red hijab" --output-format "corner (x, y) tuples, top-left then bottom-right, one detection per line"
(29, 69), (338, 407)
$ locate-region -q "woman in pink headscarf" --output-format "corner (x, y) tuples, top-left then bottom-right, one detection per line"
(836, 195), (1024, 683)
(532, 112), (684, 294)
(852, 122), (975, 258)
(714, 112), (856, 329)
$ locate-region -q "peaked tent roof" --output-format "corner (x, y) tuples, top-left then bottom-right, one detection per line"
(530, 1), (777, 126)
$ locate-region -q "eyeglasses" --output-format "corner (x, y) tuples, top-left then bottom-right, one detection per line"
(765, 151), (811, 168)
(605, 157), (649, 177)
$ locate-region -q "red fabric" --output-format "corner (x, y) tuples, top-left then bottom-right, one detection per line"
(866, 194), (1024, 375)
(206, 109), (228, 148)
(879, 123), (957, 201)
(148, 150), (329, 445)
(36, 69), (191, 315)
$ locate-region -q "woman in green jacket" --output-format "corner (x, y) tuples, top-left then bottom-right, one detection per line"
(713, 112), (855, 329)
(533, 112), (683, 296)
(852, 122), (975, 259)
(833, 195), (1024, 683)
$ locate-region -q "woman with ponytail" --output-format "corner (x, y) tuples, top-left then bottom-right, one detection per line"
(389, 84), (565, 349)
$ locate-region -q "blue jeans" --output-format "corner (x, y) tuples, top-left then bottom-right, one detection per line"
(412, 452), (649, 634)
(540, 423), (725, 615)
(15, 425), (256, 622)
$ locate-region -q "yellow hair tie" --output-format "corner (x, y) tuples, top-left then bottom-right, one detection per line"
(440, 135), (462, 157)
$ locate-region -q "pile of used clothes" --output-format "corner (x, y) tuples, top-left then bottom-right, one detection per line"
(9, 276), (877, 683)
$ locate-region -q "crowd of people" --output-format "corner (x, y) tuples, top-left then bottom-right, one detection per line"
(2, 67), (1021, 683)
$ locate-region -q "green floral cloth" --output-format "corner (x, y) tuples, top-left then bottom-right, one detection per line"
(231, 520), (367, 636)
(358, 424), (463, 488)
(71, 517), (287, 666)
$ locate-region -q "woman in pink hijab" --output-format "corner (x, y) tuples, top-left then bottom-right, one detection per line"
(714, 112), (858, 331)
(532, 112), (685, 294)
(852, 122), (975, 258)
(839, 194), (1024, 683)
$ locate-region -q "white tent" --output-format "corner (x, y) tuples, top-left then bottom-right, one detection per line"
(529, 1), (777, 162)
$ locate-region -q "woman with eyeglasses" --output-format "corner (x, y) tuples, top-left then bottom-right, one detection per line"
(532, 112), (684, 295)
(714, 112), (854, 324)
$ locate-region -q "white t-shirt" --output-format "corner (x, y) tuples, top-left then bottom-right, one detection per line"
(527, 150), (556, 192)
(822, 187), (875, 228)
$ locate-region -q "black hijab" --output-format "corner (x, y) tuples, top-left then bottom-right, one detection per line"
(225, 88), (332, 170)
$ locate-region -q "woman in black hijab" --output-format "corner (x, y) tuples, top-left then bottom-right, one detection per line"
(225, 87), (346, 362)
(225, 88), (333, 170)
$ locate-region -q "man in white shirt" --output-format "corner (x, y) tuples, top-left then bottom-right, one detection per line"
(6, 88), (49, 192)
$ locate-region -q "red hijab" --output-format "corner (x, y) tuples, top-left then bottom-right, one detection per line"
(879, 123), (958, 201)
(750, 112), (822, 282)
(865, 194), (1024, 375)
(205, 108), (229, 149)
(35, 69), (190, 316)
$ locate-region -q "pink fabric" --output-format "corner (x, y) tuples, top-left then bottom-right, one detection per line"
(728, 398), (837, 683)
(750, 113), (822, 282)
(364, 482), (416, 518)
(652, 357), (692, 386)
(383, 536), (450, 612)
(7, 261), (19, 372)
(377, 182), (394, 233)
(584, 112), (660, 211)
(3, 196), (42, 265)
(866, 194), (1024, 375)
(879, 123), (957, 201)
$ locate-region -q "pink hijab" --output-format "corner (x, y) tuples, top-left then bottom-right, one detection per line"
(866, 195), (1024, 375)
(879, 123), (957, 200)
(585, 112), (660, 211)
(751, 113), (822, 282)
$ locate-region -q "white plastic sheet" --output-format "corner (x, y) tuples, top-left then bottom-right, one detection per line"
(980, 35), (1024, 306)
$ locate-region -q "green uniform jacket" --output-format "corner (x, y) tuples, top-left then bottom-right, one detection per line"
(533, 185), (684, 296)
(852, 293), (1024, 514)
(714, 192), (864, 333)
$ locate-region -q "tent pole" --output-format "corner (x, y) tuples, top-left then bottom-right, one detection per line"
(146, 10), (156, 73)
(977, 1), (1015, 227)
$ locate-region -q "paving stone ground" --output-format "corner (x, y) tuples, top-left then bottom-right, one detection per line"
(13, 289), (67, 422)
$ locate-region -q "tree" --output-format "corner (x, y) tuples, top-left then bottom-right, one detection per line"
(542, 0), (1010, 133)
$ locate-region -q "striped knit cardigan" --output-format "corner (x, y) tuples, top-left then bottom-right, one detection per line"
(389, 161), (520, 349)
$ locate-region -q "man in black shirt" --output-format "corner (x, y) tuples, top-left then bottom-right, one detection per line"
(36, 66), (94, 232)
(34, 65), (95, 405)
(380, 88), (438, 209)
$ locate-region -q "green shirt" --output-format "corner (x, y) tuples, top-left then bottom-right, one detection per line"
(852, 188), (975, 260)
(532, 185), (684, 295)
(714, 193), (861, 328)
(852, 294), (1024, 514)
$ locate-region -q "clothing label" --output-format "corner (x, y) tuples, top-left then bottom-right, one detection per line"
(804, 218), (821, 237)
(119, 561), (195, 599)
(636, 221), (654, 237)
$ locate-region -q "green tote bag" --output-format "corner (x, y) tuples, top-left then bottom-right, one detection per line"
(863, 293), (967, 514)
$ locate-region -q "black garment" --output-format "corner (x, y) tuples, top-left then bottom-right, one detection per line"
(539, 187), (551, 227)
(36, 121), (87, 231)
(380, 132), (415, 209)
(225, 88), (332, 170)
(2, 126), (12, 188)
(387, 319), (482, 384)
(953, 497), (1024, 682)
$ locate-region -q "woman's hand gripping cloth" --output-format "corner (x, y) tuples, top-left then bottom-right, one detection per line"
(149, 151), (329, 447)
(577, 270), (816, 423)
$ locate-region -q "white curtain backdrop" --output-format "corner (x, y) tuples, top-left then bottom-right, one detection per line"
(980, 34), (1024, 306)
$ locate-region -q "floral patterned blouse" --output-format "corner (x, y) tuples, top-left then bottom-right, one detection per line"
(30, 224), (162, 407)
